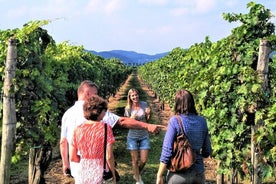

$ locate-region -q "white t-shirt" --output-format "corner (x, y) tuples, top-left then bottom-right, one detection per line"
(60, 100), (120, 178)
(102, 110), (120, 127)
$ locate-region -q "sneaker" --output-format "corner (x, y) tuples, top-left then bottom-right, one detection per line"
(139, 175), (144, 184)
(133, 175), (143, 183)
(133, 174), (144, 184)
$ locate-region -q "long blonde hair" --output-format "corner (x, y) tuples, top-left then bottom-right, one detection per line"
(125, 88), (139, 111)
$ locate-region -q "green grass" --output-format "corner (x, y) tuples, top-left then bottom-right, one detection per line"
(10, 157), (29, 183)
(113, 128), (165, 184)
(111, 72), (164, 184)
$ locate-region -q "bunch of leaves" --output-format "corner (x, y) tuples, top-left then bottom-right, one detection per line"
(138, 1), (275, 180)
(0, 20), (131, 163)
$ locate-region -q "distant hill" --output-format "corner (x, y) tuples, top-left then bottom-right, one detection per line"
(88, 49), (275, 65)
(89, 50), (169, 65)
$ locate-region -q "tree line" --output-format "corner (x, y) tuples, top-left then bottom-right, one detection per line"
(0, 20), (132, 183)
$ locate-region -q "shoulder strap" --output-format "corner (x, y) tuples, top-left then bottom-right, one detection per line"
(176, 115), (184, 135)
(103, 123), (107, 170)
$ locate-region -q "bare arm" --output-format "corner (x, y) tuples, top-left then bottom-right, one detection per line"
(116, 117), (163, 134)
(60, 138), (70, 174)
(106, 144), (116, 184)
(69, 144), (80, 163)
(156, 162), (167, 184)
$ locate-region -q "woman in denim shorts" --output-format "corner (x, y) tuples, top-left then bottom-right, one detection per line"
(125, 88), (151, 184)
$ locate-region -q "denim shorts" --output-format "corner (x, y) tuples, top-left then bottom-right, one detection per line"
(127, 136), (150, 150)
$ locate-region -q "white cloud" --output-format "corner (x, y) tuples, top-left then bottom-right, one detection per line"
(225, 0), (239, 7)
(172, 0), (216, 14)
(155, 25), (172, 34)
(170, 7), (188, 16)
(138, 0), (169, 6)
(6, 5), (28, 19)
(153, 0), (219, 17)
(85, 0), (102, 13)
(5, 0), (76, 21)
(84, 0), (123, 15)
(194, 0), (216, 13)
(135, 25), (172, 35)
(2, 0), (275, 54)
(104, 0), (123, 14)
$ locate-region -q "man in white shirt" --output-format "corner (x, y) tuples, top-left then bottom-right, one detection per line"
(60, 80), (162, 179)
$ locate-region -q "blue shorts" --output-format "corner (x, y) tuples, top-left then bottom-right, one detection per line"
(127, 136), (150, 150)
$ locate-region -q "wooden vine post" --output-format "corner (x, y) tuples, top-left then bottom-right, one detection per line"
(252, 39), (271, 184)
(0, 39), (17, 184)
(28, 144), (52, 184)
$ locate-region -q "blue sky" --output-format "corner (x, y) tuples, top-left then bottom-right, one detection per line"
(1, 0), (275, 54)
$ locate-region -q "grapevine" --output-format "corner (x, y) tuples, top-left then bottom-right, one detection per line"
(138, 2), (276, 181)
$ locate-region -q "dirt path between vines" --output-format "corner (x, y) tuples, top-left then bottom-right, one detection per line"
(43, 73), (217, 184)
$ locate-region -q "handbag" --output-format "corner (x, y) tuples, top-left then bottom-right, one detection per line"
(167, 115), (196, 172)
(103, 123), (120, 181)
(103, 169), (120, 181)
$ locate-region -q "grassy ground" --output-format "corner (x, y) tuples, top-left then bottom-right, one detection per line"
(108, 71), (165, 184)
(107, 72), (276, 184)
(11, 71), (274, 183)
(9, 71), (165, 184)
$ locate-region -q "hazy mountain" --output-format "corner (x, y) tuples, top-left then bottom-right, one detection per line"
(89, 50), (169, 65)
(89, 49), (275, 65)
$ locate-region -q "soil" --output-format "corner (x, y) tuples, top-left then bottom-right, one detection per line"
(15, 74), (217, 183)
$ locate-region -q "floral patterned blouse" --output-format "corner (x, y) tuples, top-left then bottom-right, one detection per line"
(71, 122), (115, 184)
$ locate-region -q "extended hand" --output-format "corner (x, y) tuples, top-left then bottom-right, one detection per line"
(145, 107), (151, 114)
(147, 124), (165, 134)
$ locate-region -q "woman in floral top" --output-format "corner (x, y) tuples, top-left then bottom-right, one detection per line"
(70, 95), (116, 184)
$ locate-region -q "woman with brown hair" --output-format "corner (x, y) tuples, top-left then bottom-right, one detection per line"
(156, 89), (212, 184)
(70, 95), (117, 184)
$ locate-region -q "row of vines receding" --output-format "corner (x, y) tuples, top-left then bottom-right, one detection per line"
(0, 20), (132, 163)
(138, 2), (276, 182)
